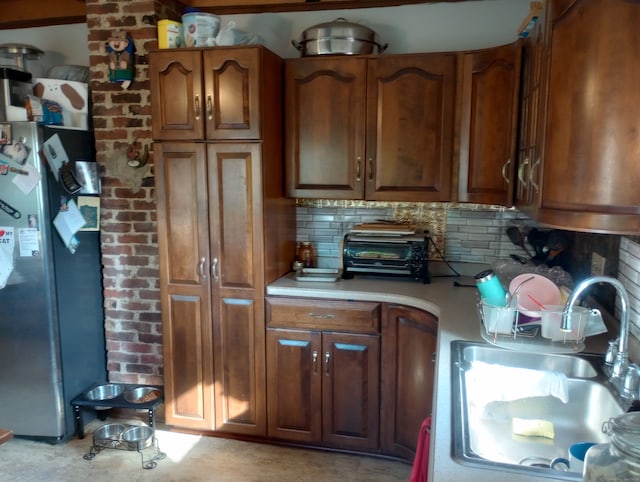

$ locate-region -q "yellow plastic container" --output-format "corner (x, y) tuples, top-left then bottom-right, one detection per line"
(157, 19), (183, 49)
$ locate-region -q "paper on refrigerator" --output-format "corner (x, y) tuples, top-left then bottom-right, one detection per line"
(0, 227), (15, 289)
(53, 199), (86, 251)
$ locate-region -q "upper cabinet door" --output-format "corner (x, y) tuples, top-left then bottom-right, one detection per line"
(536, 0), (640, 233)
(150, 50), (204, 140)
(365, 54), (456, 202)
(515, 11), (547, 218)
(207, 142), (263, 291)
(456, 43), (522, 205)
(203, 48), (262, 140)
(285, 54), (455, 201)
(285, 57), (368, 199)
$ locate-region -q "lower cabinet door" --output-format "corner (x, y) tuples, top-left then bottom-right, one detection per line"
(381, 304), (438, 460)
(266, 328), (380, 450)
(266, 328), (322, 442)
(322, 331), (380, 450)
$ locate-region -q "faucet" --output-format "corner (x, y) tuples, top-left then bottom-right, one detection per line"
(562, 276), (632, 387)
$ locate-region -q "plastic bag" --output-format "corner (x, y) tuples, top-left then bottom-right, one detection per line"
(214, 21), (262, 46)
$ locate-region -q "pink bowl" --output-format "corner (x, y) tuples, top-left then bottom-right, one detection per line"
(509, 274), (562, 318)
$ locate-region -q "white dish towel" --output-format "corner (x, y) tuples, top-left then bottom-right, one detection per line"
(465, 361), (569, 406)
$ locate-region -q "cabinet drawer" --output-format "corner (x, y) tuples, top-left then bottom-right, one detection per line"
(266, 297), (380, 334)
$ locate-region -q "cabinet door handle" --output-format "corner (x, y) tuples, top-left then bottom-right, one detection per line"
(198, 257), (207, 279)
(206, 95), (213, 120)
(356, 158), (362, 182)
(517, 158), (529, 183)
(211, 257), (219, 281)
(501, 158), (511, 184)
(324, 351), (330, 375)
(194, 94), (200, 120)
(368, 158), (374, 182)
(530, 158), (541, 192)
(312, 350), (318, 373)
(308, 313), (335, 319)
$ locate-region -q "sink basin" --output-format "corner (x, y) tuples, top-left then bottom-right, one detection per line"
(451, 341), (625, 480)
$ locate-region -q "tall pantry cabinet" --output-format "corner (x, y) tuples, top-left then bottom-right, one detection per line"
(149, 46), (295, 435)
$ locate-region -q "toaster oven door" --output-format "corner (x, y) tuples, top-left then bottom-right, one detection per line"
(344, 240), (412, 272)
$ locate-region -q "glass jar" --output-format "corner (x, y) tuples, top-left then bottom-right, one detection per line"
(474, 269), (507, 307)
(583, 412), (640, 481)
(297, 241), (315, 268)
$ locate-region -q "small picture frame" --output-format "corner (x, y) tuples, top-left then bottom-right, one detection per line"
(0, 123), (11, 145)
(77, 195), (100, 231)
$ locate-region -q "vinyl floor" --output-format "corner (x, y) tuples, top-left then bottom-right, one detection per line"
(0, 417), (412, 482)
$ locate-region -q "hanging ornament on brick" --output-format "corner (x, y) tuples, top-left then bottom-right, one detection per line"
(106, 30), (135, 89)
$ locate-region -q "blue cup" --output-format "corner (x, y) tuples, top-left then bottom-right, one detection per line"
(551, 442), (597, 473)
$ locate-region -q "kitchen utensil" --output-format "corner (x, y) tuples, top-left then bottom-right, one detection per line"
(292, 18), (388, 56)
(546, 230), (570, 264)
(527, 227), (547, 259)
(506, 226), (534, 259)
(509, 273), (562, 318)
(527, 294), (547, 310)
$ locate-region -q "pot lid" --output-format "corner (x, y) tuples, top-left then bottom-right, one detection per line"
(301, 18), (375, 41)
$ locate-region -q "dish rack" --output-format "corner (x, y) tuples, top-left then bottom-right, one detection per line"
(477, 301), (586, 354)
(83, 422), (166, 469)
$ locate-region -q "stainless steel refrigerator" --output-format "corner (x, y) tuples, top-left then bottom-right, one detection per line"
(0, 122), (106, 441)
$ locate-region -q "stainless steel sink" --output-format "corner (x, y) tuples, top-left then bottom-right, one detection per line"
(451, 341), (625, 480)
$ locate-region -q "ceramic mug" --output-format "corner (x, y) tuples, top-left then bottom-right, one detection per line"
(551, 442), (597, 473)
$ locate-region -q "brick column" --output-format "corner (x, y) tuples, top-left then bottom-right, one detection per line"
(85, 0), (182, 385)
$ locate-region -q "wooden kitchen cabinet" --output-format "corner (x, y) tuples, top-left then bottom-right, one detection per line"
(152, 46), (296, 435)
(456, 42), (522, 205)
(150, 46), (269, 141)
(381, 304), (438, 460)
(155, 143), (215, 430)
(266, 297), (381, 450)
(519, 0), (640, 233)
(515, 6), (546, 216)
(285, 53), (456, 201)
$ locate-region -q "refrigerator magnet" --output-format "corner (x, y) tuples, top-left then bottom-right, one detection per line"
(0, 123), (10, 145)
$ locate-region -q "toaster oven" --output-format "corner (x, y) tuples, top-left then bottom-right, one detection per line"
(341, 231), (430, 283)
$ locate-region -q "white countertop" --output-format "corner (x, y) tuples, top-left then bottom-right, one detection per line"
(266, 264), (609, 482)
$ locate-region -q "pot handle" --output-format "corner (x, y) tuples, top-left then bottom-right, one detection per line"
(291, 40), (303, 51)
(377, 43), (389, 54)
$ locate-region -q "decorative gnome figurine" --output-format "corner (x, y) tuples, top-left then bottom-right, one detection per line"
(107, 30), (135, 89)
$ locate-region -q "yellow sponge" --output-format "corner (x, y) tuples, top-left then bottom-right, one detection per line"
(512, 417), (555, 439)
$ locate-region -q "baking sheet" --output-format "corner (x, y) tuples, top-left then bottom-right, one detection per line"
(295, 268), (342, 282)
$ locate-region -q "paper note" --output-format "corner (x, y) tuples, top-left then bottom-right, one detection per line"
(42, 133), (69, 181)
(53, 199), (86, 248)
(18, 228), (40, 257)
(0, 227), (15, 289)
(12, 161), (41, 195)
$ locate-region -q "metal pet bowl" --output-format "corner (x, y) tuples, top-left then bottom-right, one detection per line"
(122, 425), (154, 450)
(123, 386), (161, 404)
(85, 383), (125, 409)
(85, 383), (125, 401)
(93, 423), (127, 441)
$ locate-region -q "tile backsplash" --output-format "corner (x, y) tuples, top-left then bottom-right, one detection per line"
(295, 200), (530, 269)
(617, 237), (640, 340)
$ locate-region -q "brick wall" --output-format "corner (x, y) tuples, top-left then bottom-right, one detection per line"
(86, 0), (182, 385)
